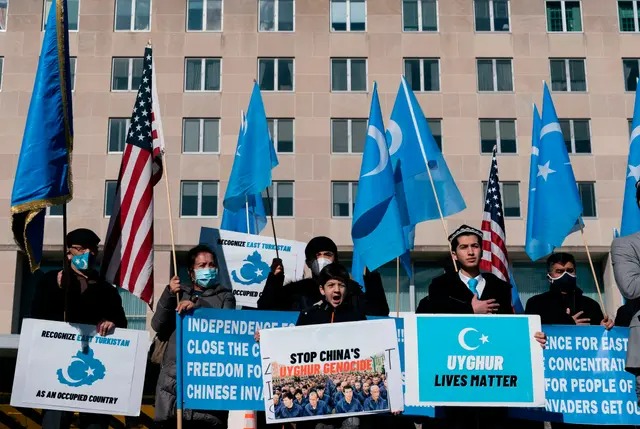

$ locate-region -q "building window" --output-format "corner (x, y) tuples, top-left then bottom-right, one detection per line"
(546, 1), (582, 32)
(629, 118), (634, 136)
(480, 119), (516, 154)
(118, 289), (147, 330)
(332, 119), (367, 153)
(331, 0), (365, 31)
(259, 0), (294, 31)
(578, 182), (596, 217)
(404, 58), (440, 92)
(104, 180), (118, 217)
(180, 181), (218, 217)
(258, 58), (294, 91)
(402, 0), (437, 32)
(623, 59), (640, 92)
(262, 182), (294, 216)
(44, 0), (79, 31)
(331, 58), (367, 92)
(0, 0), (7, 31)
(183, 118), (219, 153)
(332, 182), (358, 217)
(108, 118), (130, 153)
(428, 119), (442, 151)
(187, 0), (222, 31)
(46, 205), (64, 217)
(0, 57), (3, 91)
(550, 59), (586, 92)
(268, 118), (294, 153)
(482, 181), (521, 217)
(474, 0), (509, 32)
(477, 58), (513, 92)
(559, 119), (591, 154)
(619, 1), (640, 32)
(69, 57), (76, 91)
(115, 0), (151, 31)
(184, 58), (221, 91)
(111, 57), (143, 91)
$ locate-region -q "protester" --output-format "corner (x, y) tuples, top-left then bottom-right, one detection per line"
(31, 228), (127, 429)
(151, 245), (235, 429)
(416, 224), (546, 429)
(525, 252), (613, 328)
(258, 236), (389, 316)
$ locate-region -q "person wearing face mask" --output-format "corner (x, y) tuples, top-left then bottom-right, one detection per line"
(257, 236), (389, 316)
(525, 252), (613, 329)
(151, 244), (235, 429)
(31, 228), (127, 429)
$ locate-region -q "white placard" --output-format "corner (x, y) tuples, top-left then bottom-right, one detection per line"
(11, 319), (150, 416)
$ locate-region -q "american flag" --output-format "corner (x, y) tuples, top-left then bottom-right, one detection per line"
(101, 46), (163, 305)
(480, 146), (510, 283)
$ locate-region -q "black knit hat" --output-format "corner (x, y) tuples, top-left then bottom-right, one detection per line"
(305, 236), (338, 261)
(66, 228), (101, 249)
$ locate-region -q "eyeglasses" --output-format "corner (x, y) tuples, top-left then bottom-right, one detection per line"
(66, 245), (86, 254)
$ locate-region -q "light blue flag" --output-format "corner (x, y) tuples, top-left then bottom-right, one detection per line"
(532, 83), (583, 248)
(507, 266), (525, 314)
(525, 105), (554, 261)
(387, 76), (466, 229)
(621, 82), (640, 236)
(223, 83), (278, 213)
(221, 111), (268, 234)
(351, 83), (407, 277)
(11, 0), (73, 272)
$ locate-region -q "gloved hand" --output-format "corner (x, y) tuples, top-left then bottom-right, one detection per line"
(270, 258), (283, 275)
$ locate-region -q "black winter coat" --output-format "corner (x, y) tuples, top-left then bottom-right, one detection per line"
(416, 271), (512, 315)
(296, 299), (366, 326)
(257, 269), (389, 316)
(525, 286), (604, 326)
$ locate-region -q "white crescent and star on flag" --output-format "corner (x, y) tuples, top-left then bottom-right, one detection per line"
(457, 327), (489, 351)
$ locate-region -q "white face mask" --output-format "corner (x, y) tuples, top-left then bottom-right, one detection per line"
(311, 257), (332, 276)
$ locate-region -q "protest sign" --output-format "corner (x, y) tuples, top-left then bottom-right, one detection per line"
(510, 325), (640, 425)
(404, 314), (545, 407)
(180, 308), (297, 410)
(259, 319), (403, 423)
(11, 318), (149, 416)
(199, 227), (306, 307)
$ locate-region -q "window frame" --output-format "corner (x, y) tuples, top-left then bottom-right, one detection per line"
(330, 58), (368, 92)
(257, 57), (295, 92)
(559, 119), (592, 154)
(184, 57), (222, 92)
(403, 58), (441, 92)
(182, 118), (221, 154)
(577, 181), (597, 218)
(401, 0), (439, 32)
(104, 180), (118, 218)
(545, 0), (583, 33)
(268, 118), (295, 153)
(0, 0), (8, 32)
(331, 118), (367, 154)
(476, 58), (514, 92)
(43, 0), (80, 31)
(474, 0), (511, 32)
(111, 57), (143, 92)
(482, 181), (521, 218)
(330, 0), (367, 32)
(479, 119), (517, 154)
(618, 1), (640, 32)
(623, 58), (640, 92)
(114, 0), (152, 32)
(262, 181), (295, 217)
(180, 180), (219, 218)
(258, 0), (295, 32)
(107, 117), (131, 154)
(186, 0), (223, 32)
(332, 181), (358, 218)
(549, 58), (587, 92)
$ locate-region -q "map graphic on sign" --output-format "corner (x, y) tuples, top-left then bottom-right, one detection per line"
(56, 348), (106, 387)
(231, 251), (270, 285)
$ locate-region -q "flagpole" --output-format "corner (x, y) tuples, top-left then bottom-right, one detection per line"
(265, 187), (280, 260)
(400, 78), (457, 272)
(395, 257), (400, 317)
(580, 227), (606, 315)
(245, 196), (251, 233)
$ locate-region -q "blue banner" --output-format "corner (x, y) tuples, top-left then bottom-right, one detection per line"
(510, 325), (640, 425)
(180, 308), (297, 410)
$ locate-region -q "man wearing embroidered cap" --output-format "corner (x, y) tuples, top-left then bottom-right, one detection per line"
(417, 224), (512, 315)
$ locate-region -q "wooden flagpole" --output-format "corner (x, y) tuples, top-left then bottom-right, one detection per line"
(580, 227), (606, 315)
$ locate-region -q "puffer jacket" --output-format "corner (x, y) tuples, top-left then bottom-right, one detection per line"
(151, 283), (235, 425)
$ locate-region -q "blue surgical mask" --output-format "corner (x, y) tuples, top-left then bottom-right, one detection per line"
(71, 252), (90, 271)
(194, 268), (219, 288)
